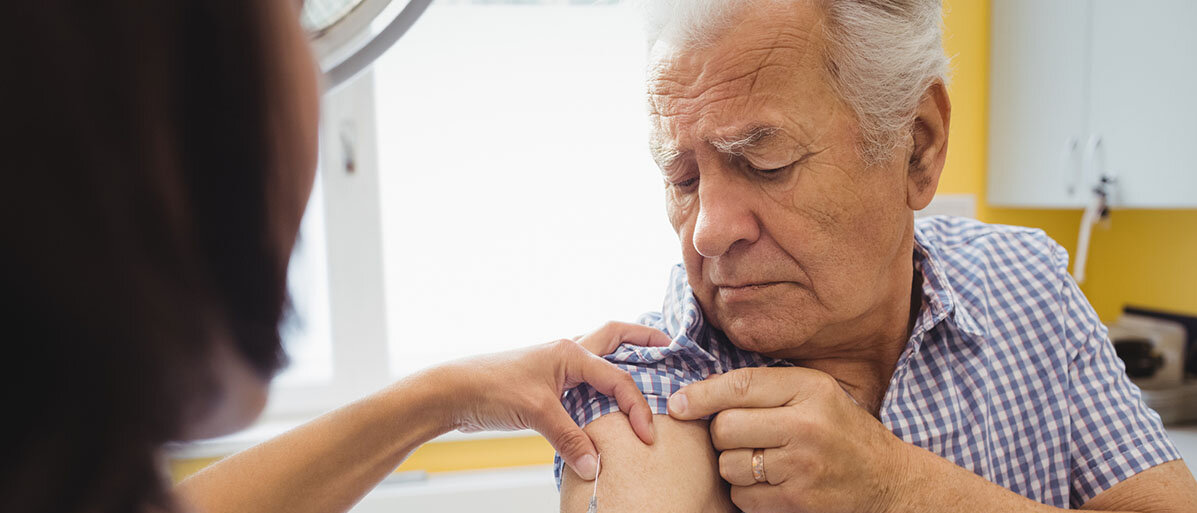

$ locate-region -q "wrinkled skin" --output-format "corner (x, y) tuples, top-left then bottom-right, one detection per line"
(648, 1), (935, 373)
(647, 3), (953, 512)
(646, 5), (1197, 513)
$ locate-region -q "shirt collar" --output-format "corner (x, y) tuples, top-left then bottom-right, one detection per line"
(661, 226), (987, 351)
(662, 264), (706, 341)
(912, 226), (987, 340)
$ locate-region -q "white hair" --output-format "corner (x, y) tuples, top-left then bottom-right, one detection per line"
(643, 0), (950, 164)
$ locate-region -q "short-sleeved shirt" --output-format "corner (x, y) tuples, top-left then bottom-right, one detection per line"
(554, 216), (1179, 508)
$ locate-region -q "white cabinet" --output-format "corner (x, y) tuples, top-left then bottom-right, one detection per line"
(988, 0), (1197, 208)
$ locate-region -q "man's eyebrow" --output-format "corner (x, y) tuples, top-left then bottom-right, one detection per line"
(708, 125), (782, 156)
(650, 125), (784, 169)
(650, 138), (684, 170)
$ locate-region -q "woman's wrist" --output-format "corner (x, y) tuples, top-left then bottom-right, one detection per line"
(385, 362), (474, 439)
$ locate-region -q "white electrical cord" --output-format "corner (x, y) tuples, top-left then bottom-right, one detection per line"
(1073, 189), (1104, 285)
(1073, 135), (1117, 285)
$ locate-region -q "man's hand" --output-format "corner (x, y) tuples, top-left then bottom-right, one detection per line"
(666, 367), (912, 513)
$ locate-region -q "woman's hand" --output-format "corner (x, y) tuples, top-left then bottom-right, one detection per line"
(426, 321), (671, 481)
(177, 322), (670, 513)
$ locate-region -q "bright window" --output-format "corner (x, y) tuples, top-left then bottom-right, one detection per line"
(373, 1), (680, 375)
(264, 0), (680, 418)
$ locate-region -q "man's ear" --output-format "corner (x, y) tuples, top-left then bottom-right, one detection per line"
(906, 81), (951, 211)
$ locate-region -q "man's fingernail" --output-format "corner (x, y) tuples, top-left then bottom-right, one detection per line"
(576, 454), (598, 480)
(668, 392), (688, 415)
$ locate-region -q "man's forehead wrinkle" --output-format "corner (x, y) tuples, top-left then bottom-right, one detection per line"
(647, 36), (824, 123)
(648, 62), (795, 123)
(650, 23), (811, 95)
(648, 65), (752, 106)
(646, 5), (832, 172)
(649, 39), (810, 100)
(748, 27), (822, 95)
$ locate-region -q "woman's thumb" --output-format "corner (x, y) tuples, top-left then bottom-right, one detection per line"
(540, 409), (600, 481)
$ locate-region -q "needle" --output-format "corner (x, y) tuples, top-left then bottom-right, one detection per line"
(586, 454), (601, 513)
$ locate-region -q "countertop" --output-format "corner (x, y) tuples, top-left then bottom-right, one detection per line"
(1168, 424), (1197, 471)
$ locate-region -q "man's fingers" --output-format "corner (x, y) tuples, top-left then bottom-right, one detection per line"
(538, 408), (600, 481)
(719, 446), (793, 487)
(717, 448), (758, 486)
(576, 321), (672, 356)
(729, 483), (774, 513)
(668, 367), (828, 420)
(574, 351), (656, 445)
(709, 408), (790, 451)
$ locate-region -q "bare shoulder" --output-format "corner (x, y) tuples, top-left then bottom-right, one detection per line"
(559, 412), (734, 513)
(1081, 460), (1197, 511)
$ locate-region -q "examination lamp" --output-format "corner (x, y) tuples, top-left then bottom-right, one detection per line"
(302, 0), (434, 90)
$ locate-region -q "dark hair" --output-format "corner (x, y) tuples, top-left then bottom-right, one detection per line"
(0, 2), (296, 512)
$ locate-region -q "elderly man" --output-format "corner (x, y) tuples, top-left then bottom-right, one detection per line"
(554, 1), (1197, 512)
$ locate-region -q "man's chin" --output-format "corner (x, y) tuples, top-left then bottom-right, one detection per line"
(716, 313), (813, 358)
(699, 288), (821, 355)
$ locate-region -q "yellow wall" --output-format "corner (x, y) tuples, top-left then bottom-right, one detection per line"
(170, 435), (555, 483)
(938, 0), (1197, 322)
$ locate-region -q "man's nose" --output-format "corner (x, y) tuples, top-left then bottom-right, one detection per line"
(692, 174), (760, 258)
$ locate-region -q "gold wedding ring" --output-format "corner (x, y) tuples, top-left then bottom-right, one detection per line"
(751, 448), (768, 484)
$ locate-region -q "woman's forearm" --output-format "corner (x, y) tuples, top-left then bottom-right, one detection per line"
(173, 324), (668, 513)
(175, 369), (452, 513)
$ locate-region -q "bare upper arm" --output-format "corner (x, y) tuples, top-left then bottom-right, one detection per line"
(559, 412), (734, 513)
(1080, 459), (1197, 512)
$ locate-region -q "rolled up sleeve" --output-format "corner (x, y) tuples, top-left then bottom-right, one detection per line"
(553, 311), (783, 488)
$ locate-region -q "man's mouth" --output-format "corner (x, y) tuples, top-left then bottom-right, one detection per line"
(715, 282), (786, 301)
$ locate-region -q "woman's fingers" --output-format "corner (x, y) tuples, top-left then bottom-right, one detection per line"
(536, 406), (601, 481)
(527, 322), (667, 477)
(576, 321), (671, 356)
(572, 321), (668, 445)
(566, 343), (655, 445)
(538, 336), (660, 480)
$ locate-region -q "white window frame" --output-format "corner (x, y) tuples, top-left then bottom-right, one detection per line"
(264, 70), (392, 420)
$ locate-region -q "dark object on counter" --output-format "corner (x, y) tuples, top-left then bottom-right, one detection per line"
(1124, 306), (1197, 376)
(1115, 338), (1166, 379)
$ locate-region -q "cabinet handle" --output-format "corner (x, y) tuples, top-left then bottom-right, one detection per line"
(1082, 135), (1104, 192)
(1082, 135), (1118, 204)
(1064, 137), (1081, 195)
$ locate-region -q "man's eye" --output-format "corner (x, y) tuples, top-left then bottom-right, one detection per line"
(751, 165), (789, 175)
(666, 176), (699, 190)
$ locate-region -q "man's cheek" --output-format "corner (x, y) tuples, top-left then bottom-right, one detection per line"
(665, 194), (695, 232)
(669, 199), (703, 265)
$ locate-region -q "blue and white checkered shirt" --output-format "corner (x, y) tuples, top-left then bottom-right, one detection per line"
(554, 216), (1180, 508)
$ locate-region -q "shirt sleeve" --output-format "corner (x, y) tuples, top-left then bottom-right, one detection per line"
(551, 311), (782, 488)
(551, 312), (717, 488)
(1056, 245), (1182, 507)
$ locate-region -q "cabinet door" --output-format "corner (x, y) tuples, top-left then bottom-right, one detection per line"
(989, 0), (1093, 208)
(1089, 0), (1197, 208)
